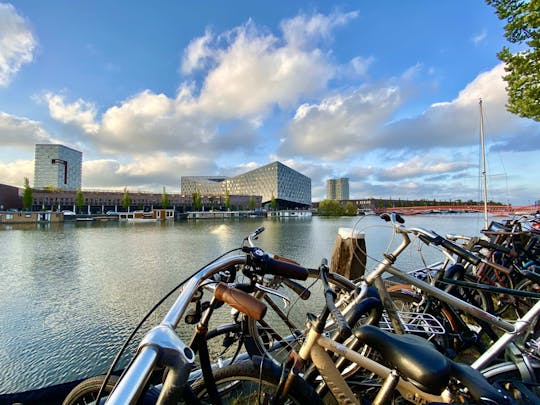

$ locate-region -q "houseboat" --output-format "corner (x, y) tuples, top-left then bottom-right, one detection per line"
(118, 209), (175, 223)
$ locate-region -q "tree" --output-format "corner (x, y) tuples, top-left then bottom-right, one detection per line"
(161, 187), (169, 209)
(192, 192), (202, 211)
(486, 0), (540, 121)
(22, 177), (33, 210)
(318, 199), (344, 216)
(249, 196), (255, 210)
(75, 189), (84, 213)
(343, 202), (357, 216)
(224, 189), (231, 210)
(270, 194), (277, 210)
(122, 187), (131, 211)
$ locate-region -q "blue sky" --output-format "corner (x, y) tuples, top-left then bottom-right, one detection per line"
(0, 1), (539, 205)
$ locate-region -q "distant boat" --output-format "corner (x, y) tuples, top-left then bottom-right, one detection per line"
(118, 209), (175, 223)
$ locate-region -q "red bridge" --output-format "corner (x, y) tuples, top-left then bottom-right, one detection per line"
(373, 204), (537, 216)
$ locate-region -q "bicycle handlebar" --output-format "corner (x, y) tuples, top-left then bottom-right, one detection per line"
(319, 258), (352, 340)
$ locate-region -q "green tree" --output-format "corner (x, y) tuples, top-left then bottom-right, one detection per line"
(161, 187), (169, 208)
(343, 202), (357, 216)
(75, 188), (84, 213)
(318, 199), (344, 216)
(224, 189), (231, 210)
(270, 194), (277, 210)
(486, 0), (540, 121)
(192, 192), (202, 211)
(122, 187), (131, 211)
(249, 196), (255, 210)
(22, 177), (33, 210)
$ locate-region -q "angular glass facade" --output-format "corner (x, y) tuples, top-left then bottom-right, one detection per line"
(34, 144), (82, 190)
(180, 161), (311, 208)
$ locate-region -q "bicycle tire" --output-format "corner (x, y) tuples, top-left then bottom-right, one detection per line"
(62, 375), (118, 405)
(191, 359), (325, 404)
(483, 361), (540, 403)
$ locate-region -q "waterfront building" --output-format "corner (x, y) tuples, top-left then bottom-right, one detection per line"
(326, 178), (349, 200)
(29, 188), (259, 214)
(180, 176), (227, 196)
(181, 161), (311, 209)
(34, 144), (82, 190)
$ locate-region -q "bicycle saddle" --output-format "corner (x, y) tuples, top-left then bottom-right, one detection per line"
(354, 325), (451, 394)
(354, 326), (511, 404)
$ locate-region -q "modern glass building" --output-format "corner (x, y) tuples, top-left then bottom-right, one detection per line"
(326, 178), (349, 200)
(34, 144), (82, 190)
(181, 161), (311, 208)
(180, 176), (227, 196)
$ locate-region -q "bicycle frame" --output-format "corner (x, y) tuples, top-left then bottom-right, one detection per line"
(298, 328), (449, 404)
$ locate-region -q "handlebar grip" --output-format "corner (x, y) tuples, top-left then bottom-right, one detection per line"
(214, 283), (267, 321)
(266, 256), (309, 280)
(281, 278), (311, 300)
(272, 254), (301, 265)
(438, 237), (481, 266)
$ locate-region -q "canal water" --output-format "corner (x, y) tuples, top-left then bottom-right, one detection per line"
(0, 213), (491, 395)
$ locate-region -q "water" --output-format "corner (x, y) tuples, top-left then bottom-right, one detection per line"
(0, 213), (491, 394)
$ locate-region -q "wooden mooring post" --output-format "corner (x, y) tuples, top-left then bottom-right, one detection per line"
(330, 228), (366, 281)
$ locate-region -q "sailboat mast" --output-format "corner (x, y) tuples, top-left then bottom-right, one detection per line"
(479, 98), (489, 229)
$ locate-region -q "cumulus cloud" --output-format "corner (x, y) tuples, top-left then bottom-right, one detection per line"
(0, 159), (34, 186)
(378, 63), (524, 150)
(279, 85), (402, 159)
(83, 154), (218, 190)
(0, 3), (36, 87)
(44, 12), (354, 157)
(42, 93), (100, 134)
(0, 112), (52, 148)
(280, 11), (359, 48)
(373, 156), (474, 181)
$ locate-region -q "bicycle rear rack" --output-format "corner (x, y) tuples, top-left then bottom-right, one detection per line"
(379, 310), (446, 336)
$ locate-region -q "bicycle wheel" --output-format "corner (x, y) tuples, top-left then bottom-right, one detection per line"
(62, 375), (118, 405)
(191, 359), (324, 404)
(243, 271), (358, 365)
(62, 375), (160, 405)
(483, 361), (540, 403)
(503, 278), (540, 320)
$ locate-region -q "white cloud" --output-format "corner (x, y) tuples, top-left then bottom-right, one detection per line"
(0, 159), (33, 187)
(82, 154), (218, 190)
(280, 11), (358, 48)
(42, 93), (100, 134)
(375, 156), (474, 181)
(181, 29), (214, 74)
(0, 111), (52, 148)
(0, 3), (36, 87)
(279, 85), (401, 159)
(471, 29), (487, 45)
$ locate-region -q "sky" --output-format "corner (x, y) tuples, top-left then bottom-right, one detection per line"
(0, 1), (539, 205)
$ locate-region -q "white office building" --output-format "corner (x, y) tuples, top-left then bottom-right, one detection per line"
(34, 144), (82, 190)
(326, 178), (349, 200)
